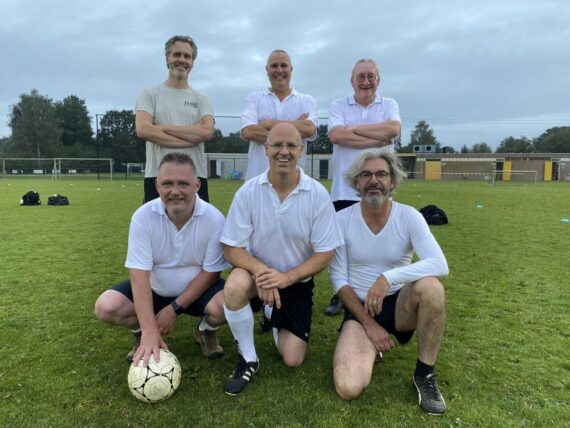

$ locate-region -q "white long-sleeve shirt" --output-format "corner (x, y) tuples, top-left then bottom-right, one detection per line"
(329, 202), (448, 299)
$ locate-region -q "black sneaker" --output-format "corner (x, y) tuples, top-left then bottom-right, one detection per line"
(259, 307), (272, 334)
(126, 331), (142, 364)
(225, 355), (259, 395)
(413, 373), (447, 415)
(324, 294), (343, 316)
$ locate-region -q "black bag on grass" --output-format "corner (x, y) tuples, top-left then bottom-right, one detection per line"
(48, 194), (69, 206)
(420, 205), (448, 225)
(20, 191), (41, 206)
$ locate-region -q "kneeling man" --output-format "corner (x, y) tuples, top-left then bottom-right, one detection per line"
(95, 152), (227, 366)
(221, 123), (342, 395)
(330, 149), (449, 414)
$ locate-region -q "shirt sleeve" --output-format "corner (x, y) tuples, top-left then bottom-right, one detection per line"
(327, 98), (346, 133)
(382, 208), (449, 285)
(135, 87), (156, 116)
(125, 208), (153, 271)
(202, 209), (229, 272)
(198, 93), (214, 120)
(384, 98), (401, 123)
(309, 186), (344, 253)
(303, 94), (318, 142)
(220, 187), (253, 248)
(241, 92), (260, 130)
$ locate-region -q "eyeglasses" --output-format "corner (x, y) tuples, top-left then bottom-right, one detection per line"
(357, 170), (392, 181)
(268, 143), (301, 151)
(355, 73), (377, 83)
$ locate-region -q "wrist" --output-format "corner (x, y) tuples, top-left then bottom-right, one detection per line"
(170, 300), (184, 315)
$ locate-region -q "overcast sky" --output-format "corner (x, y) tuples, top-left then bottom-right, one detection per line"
(1, 0), (569, 150)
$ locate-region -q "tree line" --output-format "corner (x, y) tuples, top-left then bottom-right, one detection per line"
(1, 90), (569, 163)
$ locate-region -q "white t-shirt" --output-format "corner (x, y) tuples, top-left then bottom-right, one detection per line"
(241, 89), (318, 181)
(327, 94), (401, 202)
(136, 83), (214, 178)
(125, 196), (228, 297)
(329, 202), (448, 299)
(221, 168), (343, 274)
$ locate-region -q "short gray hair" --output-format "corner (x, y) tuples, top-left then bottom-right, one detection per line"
(351, 59), (380, 79)
(159, 152), (196, 175)
(165, 35), (198, 60)
(344, 149), (407, 196)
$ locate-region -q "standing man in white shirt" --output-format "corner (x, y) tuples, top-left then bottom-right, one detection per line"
(221, 123), (342, 395)
(241, 50), (318, 181)
(94, 152), (227, 366)
(330, 149), (449, 415)
(136, 35), (214, 203)
(324, 59), (401, 316)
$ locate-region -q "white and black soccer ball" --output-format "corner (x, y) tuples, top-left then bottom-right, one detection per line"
(128, 349), (181, 403)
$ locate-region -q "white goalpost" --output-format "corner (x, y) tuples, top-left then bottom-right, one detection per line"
(491, 170), (537, 185)
(52, 158), (114, 180)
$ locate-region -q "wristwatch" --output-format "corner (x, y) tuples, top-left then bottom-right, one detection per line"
(170, 300), (184, 315)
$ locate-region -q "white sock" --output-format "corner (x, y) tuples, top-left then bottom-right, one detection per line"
(131, 328), (141, 335)
(223, 303), (257, 363)
(272, 328), (279, 347)
(198, 317), (218, 332)
(264, 304), (273, 320)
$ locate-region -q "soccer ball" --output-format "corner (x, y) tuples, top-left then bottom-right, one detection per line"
(128, 349), (181, 403)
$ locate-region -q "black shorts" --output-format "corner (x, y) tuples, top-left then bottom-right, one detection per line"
(111, 278), (224, 317)
(340, 288), (415, 345)
(144, 176), (209, 204)
(333, 200), (358, 212)
(251, 279), (315, 343)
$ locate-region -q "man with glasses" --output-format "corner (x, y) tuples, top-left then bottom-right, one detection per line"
(136, 35), (214, 203)
(329, 149), (449, 415)
(324, 59), (401, 316)
(241, 49), (317, 181)
(221, 123), (342, 395)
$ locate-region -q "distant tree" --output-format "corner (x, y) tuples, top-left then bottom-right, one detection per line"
(460, 144), (470, 153)
(9, 89), (62, 157)
(205, 128), (225, 153)
(55, 95), (93, 151)
(401, 120), (440, 152)
(470, 142), (492, 153)
(0, 137), (14, 157)
(312, 124), (332, 154)
(495, 136), (533, 153)
(441, 145), (456, 154)
(533, 127), (570, 153)
(98, 110), (144, 163)
(220, 132), (248, 153)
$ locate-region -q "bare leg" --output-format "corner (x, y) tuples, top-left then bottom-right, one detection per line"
(277, 330), (308, 367)
(94, 290), (139, 329)
(333, 320), (377, 400)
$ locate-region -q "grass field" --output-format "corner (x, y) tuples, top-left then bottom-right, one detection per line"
(1, 177), (569, 427)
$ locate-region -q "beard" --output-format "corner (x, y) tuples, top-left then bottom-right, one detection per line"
(361, 185), (390, 206)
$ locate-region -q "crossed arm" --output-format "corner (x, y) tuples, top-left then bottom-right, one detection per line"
(329, 120), (401, 149)
(130, 268), (220, 366)
(136, 111), (215, 148)
(241, 113), (316, 143)
(224, 245), (334, 308)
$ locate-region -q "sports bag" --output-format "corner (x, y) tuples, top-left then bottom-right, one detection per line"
(48, 194), (70, 206)
(20, 191), (41, 206)
(419, 205), (448, 225)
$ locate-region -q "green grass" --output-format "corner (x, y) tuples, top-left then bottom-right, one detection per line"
(1, 178), (569, 427)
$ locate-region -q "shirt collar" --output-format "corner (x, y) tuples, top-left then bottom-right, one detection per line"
(259, 167), (311, 191)
(348, 93), (383, 106)
(151, 194), (205, 217)
(263, 88), (298, 99)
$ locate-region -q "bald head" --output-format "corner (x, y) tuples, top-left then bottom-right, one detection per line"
(267, 122), (302, 144)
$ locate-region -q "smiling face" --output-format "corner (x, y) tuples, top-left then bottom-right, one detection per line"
(356, 158), (393, 206)
(266, 51), (292, 92)
(166, 41), (194, 80)
(351, 61), (380, 106)
(265, 123), (303, 176)
(156, 161), (200, 222)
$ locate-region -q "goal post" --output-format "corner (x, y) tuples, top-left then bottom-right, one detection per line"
(491, 170), (537, 185)
(53, 158), (114, 180)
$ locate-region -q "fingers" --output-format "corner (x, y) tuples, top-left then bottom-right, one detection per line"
(272, 289), (281, 309)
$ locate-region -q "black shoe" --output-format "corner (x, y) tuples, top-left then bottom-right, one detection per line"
(259, 311), (272, 334)
(225, 355), (259, 396)
(126, 331), (142, 364)
(324, 295), (343, 316)
(413, 373), (447, 415)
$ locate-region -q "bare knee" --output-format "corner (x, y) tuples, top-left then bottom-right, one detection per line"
(334, 368), (368, 401)
(224, 269), (254, 309)
(94, 290), (132, 324)
(415, 277), (445, 306)
(282, 353), (305, 367)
